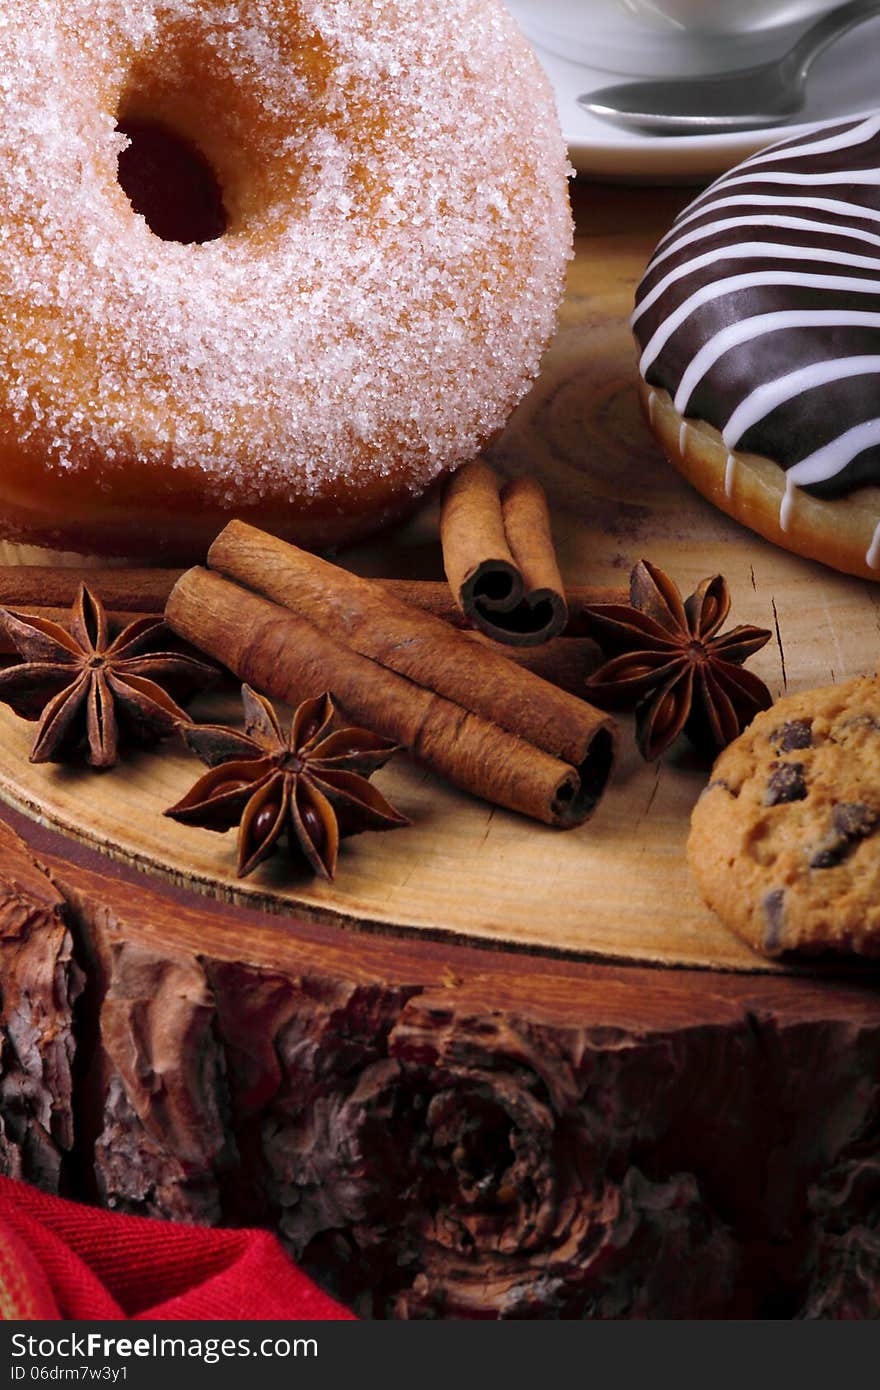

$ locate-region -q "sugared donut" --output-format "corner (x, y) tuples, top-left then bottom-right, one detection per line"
(633, 115), (880, 581)
(0, 1), (571, 559)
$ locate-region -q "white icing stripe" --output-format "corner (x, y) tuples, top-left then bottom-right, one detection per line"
(689, 123), (845, 202)
(866, 519), (880, 569)
(723, 357), (880, 449)
(650, 214), (880, 273)
(633, 241), (880, 325)
(688, 118), (880, 208)
(670, 310), (880, 414)
(780, 476), (795, 532)
(724, 453), (736, 497)
(788, 418), (880, 488)
(641, 276), (880, 379)
(700, 169), (880, 193)
(731, 115), (880, 172)
(655, 194), (880, 253)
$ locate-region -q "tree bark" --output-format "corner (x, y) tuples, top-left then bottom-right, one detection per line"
(0, 808), (878, 1318)
(0, 822), (82, 1193)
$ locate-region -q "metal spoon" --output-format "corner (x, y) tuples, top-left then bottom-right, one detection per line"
(578, 0), (880, 135)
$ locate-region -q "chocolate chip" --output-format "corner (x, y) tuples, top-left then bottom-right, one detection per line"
(833, 802), (878, 837)
(765, 762), (807, 806)
(809, 801), (879, 868)
(762, 888), (786, 952)
(810, 837), (847, 869)
(770, 719), (813, 752)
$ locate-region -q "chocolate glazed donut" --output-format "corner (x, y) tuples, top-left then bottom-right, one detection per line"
(633, 115), (880, 580)
(0, 0), (571, 559)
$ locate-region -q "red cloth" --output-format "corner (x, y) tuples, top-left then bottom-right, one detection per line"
(0, 1177), (354, 1321)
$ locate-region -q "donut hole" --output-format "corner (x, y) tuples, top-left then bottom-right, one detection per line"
(116, 117), (228, 245)
(112, 15), (344, 242)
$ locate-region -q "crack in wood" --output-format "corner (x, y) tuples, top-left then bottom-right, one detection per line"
(771, 597), (788, 692)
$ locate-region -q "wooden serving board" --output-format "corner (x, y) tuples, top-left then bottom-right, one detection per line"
(0, 184), (877, 974)
(1, 183), (879, 1320)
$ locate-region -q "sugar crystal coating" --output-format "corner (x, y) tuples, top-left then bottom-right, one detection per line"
(0, 0), (572, 541)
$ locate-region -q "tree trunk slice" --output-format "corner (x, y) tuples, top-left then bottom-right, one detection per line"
(0, 186), (877, 973)
(0, 184), (879, 1317)
(0, 677), (776, 972)
(0, 803), (878, 1318)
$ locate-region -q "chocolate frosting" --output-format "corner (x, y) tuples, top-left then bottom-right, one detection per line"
(633, 115), (880, 505)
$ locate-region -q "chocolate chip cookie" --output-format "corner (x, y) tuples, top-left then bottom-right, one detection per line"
(688, 675), (880, 957)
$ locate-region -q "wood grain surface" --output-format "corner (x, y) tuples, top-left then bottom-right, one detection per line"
(0, 183), (879, 1319)
(0, 183), (878, 972)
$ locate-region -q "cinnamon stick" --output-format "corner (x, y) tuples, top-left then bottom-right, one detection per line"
(466, 633), (602, 696)
(441, 460), (520, 615)
(207, 521), (615, 774)
(440, 462), (568, 646)
(500, 473), (568, 629)
(0, 604), (600, 697)
(376, 580), (628, 632)
(166, 568), (614, 827)
(0, 567), (624, 649)
(0, 566), (183, 612)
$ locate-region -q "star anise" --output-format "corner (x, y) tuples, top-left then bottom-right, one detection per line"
(165, 685), (408, 879)
(0, 584), (215, 767)
(581, 560), (772, 761)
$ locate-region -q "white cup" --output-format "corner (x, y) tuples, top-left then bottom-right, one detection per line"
(507, 0), (841, 76)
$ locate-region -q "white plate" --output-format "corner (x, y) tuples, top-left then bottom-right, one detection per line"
(524, 15), (880, 182)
